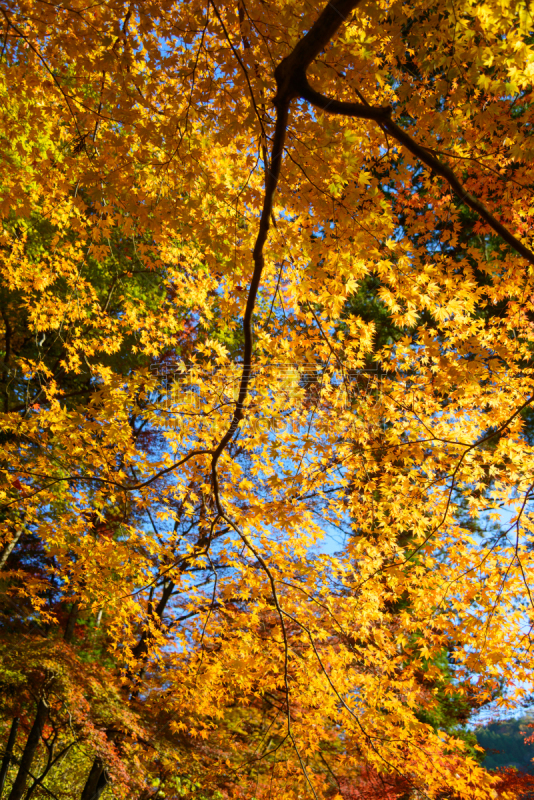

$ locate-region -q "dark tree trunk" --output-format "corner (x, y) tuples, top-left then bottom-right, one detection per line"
(130, 580), (175, 662)
(63, 600), (80, 643)
(7, 699), (47, 800)
(80, 758), (108, 800)
(0, 717), (19, 797)
(128, 580), (175, 695)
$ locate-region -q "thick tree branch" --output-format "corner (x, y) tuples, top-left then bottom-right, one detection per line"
(213, 0), (534, 470)
(300, 74), (534, 264)
(293, 46), (534, 266)
(211, 96), (291, 465)
(212, 0), (368, 467)
(298, 77), (392, 121)
(381, 117), (534, 265)
(274, 0), (362, 100)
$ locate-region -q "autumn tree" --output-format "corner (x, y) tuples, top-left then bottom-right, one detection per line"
(2, 0), (534, 798)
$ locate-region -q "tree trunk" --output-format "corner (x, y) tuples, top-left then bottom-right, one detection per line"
(80, 758), (108, 800)
(63, 600), (79, 643)
(130, 579), (175, 663)
(7, 700), (47, 800)
(0, 717), (18, 797)
(0, 528), (23, 570)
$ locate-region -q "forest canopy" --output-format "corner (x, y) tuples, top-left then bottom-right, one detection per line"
(1, 0), (534, 798)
